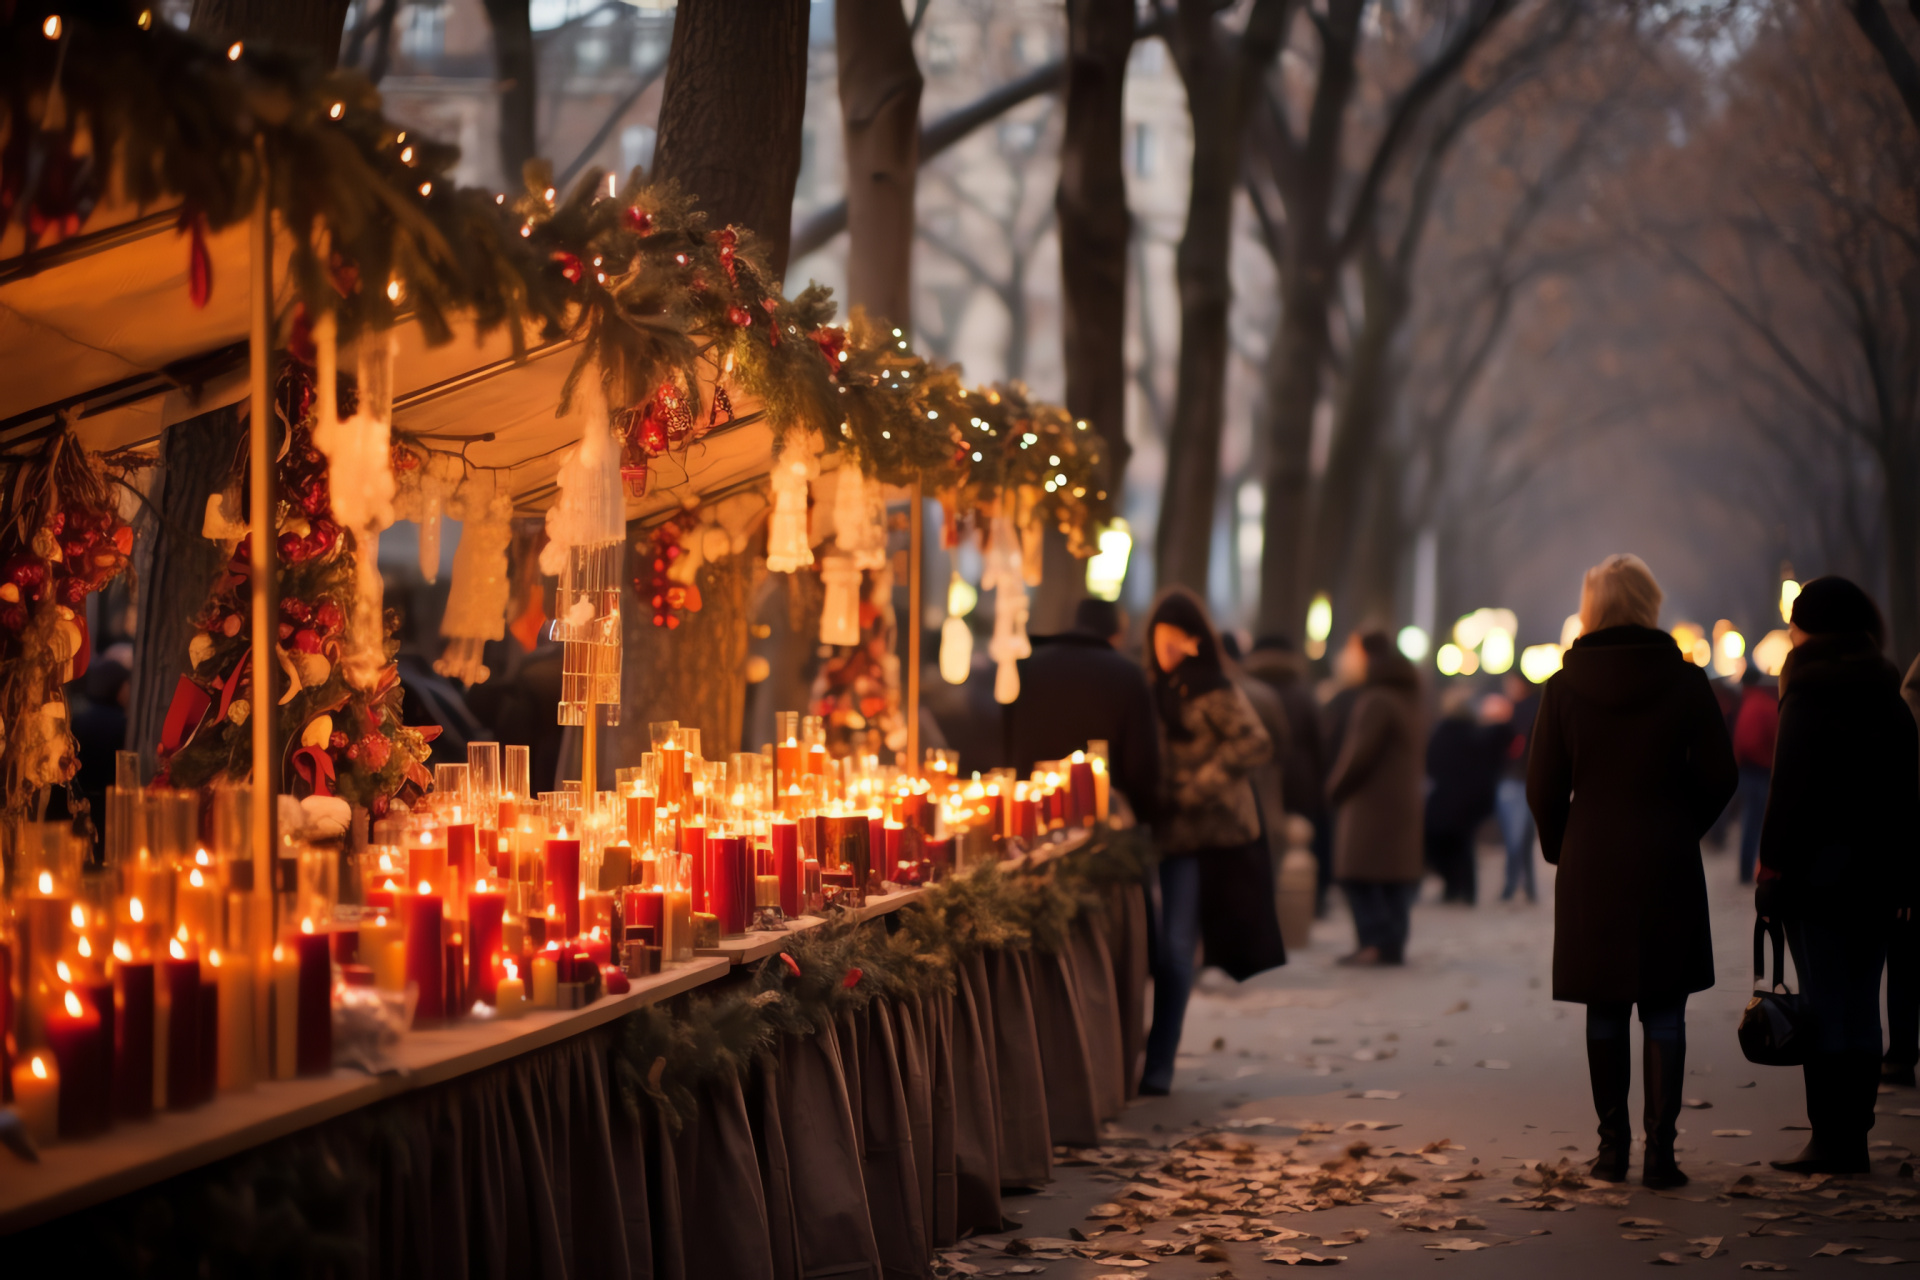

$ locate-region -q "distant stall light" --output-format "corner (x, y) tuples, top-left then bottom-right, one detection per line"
(1779, 578), (1801, 624)
(1396, 625), (1430, 662)
(1561, 612), (1583, 647)
(1436, 643), (1465, 677)
(1752, 629), (1792, 677)
(1481, 627), (1515, 676)
(1519, 643), (1563, 684)
(1084, 520), (1132, 603)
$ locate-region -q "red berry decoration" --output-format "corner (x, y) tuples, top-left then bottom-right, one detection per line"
(315, 600), (345, 633)
(292, 629), (322, 654)
(329, 732), (348, 751)
(715, 226), (740, 287)
(3, 553), (49, 599)
(727, 305), (753, 328)
(281, 597), (312, 623)
(278, 531), (306, 562)
(552, 251), (585, 283)
(623, 205), (654, 234)
(0, 604), (27, 632)
(307, 520), (340, 557)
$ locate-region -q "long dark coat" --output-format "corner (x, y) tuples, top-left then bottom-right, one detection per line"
(1527, 624), (1737, 1005)
(1326, 671), (1425, 883)
(1757, 631), (1920, 917)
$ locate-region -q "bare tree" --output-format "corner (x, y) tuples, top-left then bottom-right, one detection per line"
(838, 0), (926, 331)
(190, 0), (353, 63)
(482, 0), (540, 188)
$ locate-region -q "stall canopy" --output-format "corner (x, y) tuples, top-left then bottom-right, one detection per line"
(0, 200), (779, 523)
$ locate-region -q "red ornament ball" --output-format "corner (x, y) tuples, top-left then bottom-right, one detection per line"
(315, 600), (345, 633)
(292, 629), (322, 654)
(552, 251), (585, 283)
(623, 206), (654, 234)
(727, 305), (753, 328)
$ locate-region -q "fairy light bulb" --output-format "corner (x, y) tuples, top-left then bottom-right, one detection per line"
(37, 872), (52, 894)
(113, 940), (133, 963)
(170, 939), (186, 960)
(130, 896), (144, 922)
(70, 904), (86, 928)
(64, 990), (82, 1017)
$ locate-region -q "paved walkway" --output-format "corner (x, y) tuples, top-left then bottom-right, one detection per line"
(952, 840), (1920, 1277)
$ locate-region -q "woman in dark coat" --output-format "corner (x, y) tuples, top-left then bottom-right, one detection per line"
(1528, 554), (1736, 1189)
(1139, 587), (1278, 1095)
(1327, 633), (1426, 965)
(1757, 578), (1920, 1174)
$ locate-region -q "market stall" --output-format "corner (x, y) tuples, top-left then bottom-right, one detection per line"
(0, 10), (1145, 1274)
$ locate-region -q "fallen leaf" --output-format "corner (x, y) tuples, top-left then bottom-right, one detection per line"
(1739, 1081), (1757, 1088)
(1477, 1059), (1511, 1070)
(1812, 1244), (1862, 1257)
(1262, 1247), (1347, 1265)
(1444, 1001), (1470, 1014)
(1621, 1217), (1667, 1228)
(1088, 1204), (1126, 1219)
(1360, 1090), (1402, 1100)
(1653, 1254), (1686, 1265)
(1684, 1098), (1714, 1109)
(1423, 1238), (1492, 1252)
(1714, 1129), (1755, 1138)
(1858, 1259), (1912, 1266)
(1320, 1229), (1370, 1246)
(1739, 1264), (1791, 1272)
(1691, 1236), (1725, 1258)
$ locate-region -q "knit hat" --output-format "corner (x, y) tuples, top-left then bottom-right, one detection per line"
(1790, 576), (1884, 641)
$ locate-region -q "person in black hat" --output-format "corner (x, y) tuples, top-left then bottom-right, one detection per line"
(1758, 576), (1920, 1173)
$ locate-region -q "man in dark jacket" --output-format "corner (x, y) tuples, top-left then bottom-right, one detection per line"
(1731, 663), (1779, 885)
(1006, 597), (1161, 825)
(1424, 688), (1504, 905)
(1244, 636), (1331, 911)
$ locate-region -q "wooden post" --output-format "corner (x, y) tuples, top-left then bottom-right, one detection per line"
(581, 696), (597, 808)
(906, 481), (922, 776)
(247, 141), (276, 889)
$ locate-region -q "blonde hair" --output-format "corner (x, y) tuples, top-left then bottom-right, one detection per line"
(1580, 554), (1663, 632)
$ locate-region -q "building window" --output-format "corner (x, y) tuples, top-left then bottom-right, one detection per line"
(622, 124), (657, 176)
(398, 3), (446, 60)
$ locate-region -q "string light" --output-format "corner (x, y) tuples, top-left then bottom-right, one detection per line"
(43, 15), (62, 38)
(328, 101), (344, 120)
(227, 41), (243, 60)
(138, 9), (152, 28)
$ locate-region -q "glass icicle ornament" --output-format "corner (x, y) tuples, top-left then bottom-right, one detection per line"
(541, 376), (626, 727)
(434, 471), (513, 686)
(310, 313), (396, 691)
(765, 447), (816, 573)
(831, 462), (887, 570)
(982, 515), (1030, 704)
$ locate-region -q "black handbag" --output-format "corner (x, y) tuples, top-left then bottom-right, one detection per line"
(1738, 917), (1815, 1067)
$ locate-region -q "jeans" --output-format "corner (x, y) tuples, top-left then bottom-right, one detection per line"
(1496, 778), (1536, 901)
(1586, 997), (1687, 1044)
(1142, 855), (1202, 1092)
(1736, 764), (1770, 883)
(1343, 880), (1419, 962)
(1788, 913), (1888, 1056)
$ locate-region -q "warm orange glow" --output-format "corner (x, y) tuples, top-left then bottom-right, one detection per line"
(113, 940), (133, 963)
(476, 878), (490, 893)
(272, 944), (285, 963)
(176, 924), (188, 941)
(30, 1056), (48, 1080)
(170, 939), (187, 960)
(383, 878), (399, 892)
(208, 949), (223, 967)
(196, 849), (211, 866)
(505, 959), (519, 980)
(55, 961), (71, 982)
(130, 896), (145, 923)
(36, 872), (52, 894)
(375, 914), (388, 927)
(301, 917), (315, 934)
(190, 868), (205, 888)
(64, 990), (83, 1017)
(77, 937), (92, 959)
(417, 880), (433, 895)
(590, 926), (603, 941)
(70, 903), (86, 928)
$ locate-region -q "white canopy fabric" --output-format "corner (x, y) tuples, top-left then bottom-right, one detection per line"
(0, 203), (779, 521)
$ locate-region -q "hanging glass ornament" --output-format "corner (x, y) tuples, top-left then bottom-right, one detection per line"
(542, 375), (626, 727)
(938, 615), (973, 686)
(765, 446), (816, 573)
(820, 553), (862, 647)
(982, 514), (1030, 705)
(434, 471), (513, 686)
(832, 461), (887, 570)
(310, 313), (396, 691)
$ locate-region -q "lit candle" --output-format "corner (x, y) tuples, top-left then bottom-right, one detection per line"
(47, 986), (109, 1137)
(209, 948), (255, 1091)
(681, 820), (708, 915)
(445, 822), (477, 891)
(11, 1053), (58, 1147)
(410, 829), (449, 899)
(530, 950), (558, 1009)
(271, 944), (298, 1080)
(468, 879), (506, 1006)
(771, 819), (800, 916)
(710, 834), (749, 936)
(162, 938), (203, 1109)
(625, 788), (656, 847)
(113, 947), (155, 1121)
(1068, 753), (1096, 826)
(404, 883), (446, 1026)
(545, 829), (582, 939)
(755, 874), (781, 909)
(884, 820), (905, 869)
(496, 959), (526, 1019)
(664, 884), (692, 961)
(293, 922), (332, 1076)
(363, 914), (406, 993)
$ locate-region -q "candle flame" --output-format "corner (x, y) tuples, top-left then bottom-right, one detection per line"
(37, 871), (52, 893)
(64, 990), (82, 1017)
(272, 944), (285, 962)
(70, 903), (86, 928)
(590, 926), (602, 940)
(170, 939), (187, 959)
(30, 1056), (47, 1080)
(113, 940), (132, 963)
(190, 868), (205, 888)
(196, 848), (211, 866)
(379, 852), (395, 871)
(417, 880), (432, 895)
(176, 924), (189, 941)
(375, 914), (387, 927)
(476, 878), (489, 893)
(77, 936), (92, 959)
(383, 878), (399, 891)
(130, 896), (145, 922)
(505, 959), (518, 979)
(301, 917), (315, 934)
(545, 940), (560, 951)
(55, 960), (71, 982)
(208, 948), (222, 967)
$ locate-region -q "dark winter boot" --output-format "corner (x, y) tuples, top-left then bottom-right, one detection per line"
(1585, 1035), (1631, 1182)
(1641, 1036), (1689, 1189)
(1772, 1054), (1874, 1175)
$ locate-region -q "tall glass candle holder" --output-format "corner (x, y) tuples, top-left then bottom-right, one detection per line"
(501, 744), (532, 828)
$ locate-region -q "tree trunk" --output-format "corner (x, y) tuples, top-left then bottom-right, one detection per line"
(1884, 433), (1920, 670)
(654, 0), (810, 280)
(1349, 457), (1405, 633)
(1310, 248), (1409, 634)
(1251, 265), (1332, 640)
(129, 409), (246, 779)
(1057, 0), (1135, 488)
(190, 0), (353, 64)
(481, 0), (539, 192)
(612, 0), (810, 760)
(837, 0), (924, 331)
(1154, 0), (1289, 595)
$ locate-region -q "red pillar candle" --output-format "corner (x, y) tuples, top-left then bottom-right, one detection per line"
(113, 960), (154, 1120)
(292, 930), (332, 1076)
(681, 821), (708, 914)
(545, 834), (582, 939)
(772, 820), (800, 916)
(883, 821), (905, 871)
(446, 823), (477, 890)
(1069, 759), (1096, 825)
(625, 887), (665, 937)
(468, 883), (506, 1005)
(477, 829), (500, 876)
(579, 930), (613, 967)
(1012, 795), (1037, 839)
(47, 987), (109, 1137)
(625, 792), (656, 846)
(924, 836), (953, 881)
(709, 835), (749, 936)
(197, 971), (219, 1104)
(404, 886), (446, 1026)
(162, 950), (201, 1110)
(445, 938), (466, 1017)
